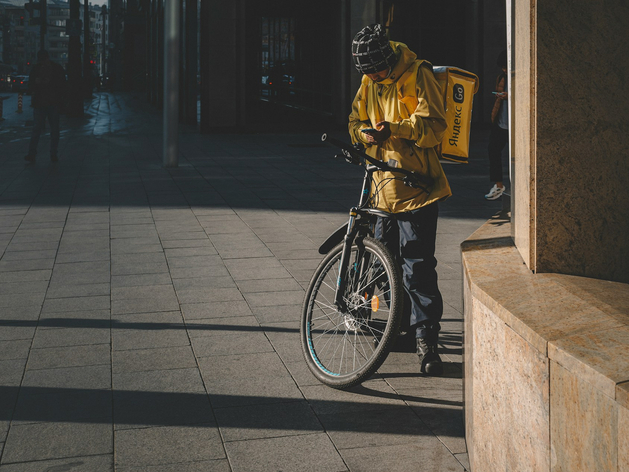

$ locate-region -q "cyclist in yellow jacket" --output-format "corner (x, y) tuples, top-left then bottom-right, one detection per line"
(349, 24), (450, 375)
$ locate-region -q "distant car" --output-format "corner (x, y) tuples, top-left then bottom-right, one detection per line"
(12, 75), (29, 93)
(261, 62), (296, 100)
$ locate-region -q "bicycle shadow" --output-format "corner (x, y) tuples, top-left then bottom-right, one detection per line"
(375, 361), (463, 382)
(341, 376), (463, 407)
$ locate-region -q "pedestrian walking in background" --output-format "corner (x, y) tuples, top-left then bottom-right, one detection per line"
(24, 50), (67, 164)
(485, 49), (509, 200)
(348, 24), (451, 375)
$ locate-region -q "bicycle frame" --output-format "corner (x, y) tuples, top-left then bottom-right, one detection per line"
(333, 166), (390, 312)
(320, 133), (432, 313)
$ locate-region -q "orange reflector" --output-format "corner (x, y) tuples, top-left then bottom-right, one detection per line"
(371, 295), (380, 312)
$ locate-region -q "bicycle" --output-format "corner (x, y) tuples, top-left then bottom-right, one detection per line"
(300, 134), (434, 389)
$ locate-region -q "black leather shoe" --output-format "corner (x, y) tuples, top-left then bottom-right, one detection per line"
(24, 155), (35, 164)
(416, 337), (443, 376)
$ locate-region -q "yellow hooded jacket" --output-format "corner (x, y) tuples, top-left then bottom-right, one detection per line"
(349, 41), (452, 213)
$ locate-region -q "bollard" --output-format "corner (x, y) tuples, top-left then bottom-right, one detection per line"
(0, 96), (9, 121)
(17, 93), (23, 114)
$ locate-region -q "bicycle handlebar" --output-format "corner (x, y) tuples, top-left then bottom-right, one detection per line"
(320, 133), (433, 191)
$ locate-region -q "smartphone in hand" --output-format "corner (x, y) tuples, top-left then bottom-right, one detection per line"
(361, 128), (377, 134)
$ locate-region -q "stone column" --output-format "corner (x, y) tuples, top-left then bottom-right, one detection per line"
(157, 0), (164, 109)
(145, 0), (152, 102)
(463, 1), (629, 470)
(198, 0), (209, 132)
(183, 0), (197, 125)
(512, 0), (629, 283)
(83, 0), (90, 97)
(163, 0), (179, 167)
(66, 0), (83, 117)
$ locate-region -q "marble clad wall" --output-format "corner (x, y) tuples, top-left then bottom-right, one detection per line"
(470, 298), (549, 471)
(463, 273), (474, 467)
(462, 218), (629, 472)
(512, 0), (629, 283)
(550, 362), (617, 471)
(620, 390), (629, 472)
(511, 0), (533, 268)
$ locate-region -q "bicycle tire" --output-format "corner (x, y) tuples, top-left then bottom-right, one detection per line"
(300, 236), (403, 389)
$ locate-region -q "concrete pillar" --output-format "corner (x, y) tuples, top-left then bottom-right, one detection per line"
(109, 0), (122, 90)
(199, 0), (209, 132)
(145, 0), (152, 102)
(152, 0), (160, 106)
(67, 0), (83, 117)
(157, 0), (164, 109)
(83, 0), (90, 97)
(511, 0), (629, 283)
(181, 0), (197, 125)
(163, 0), (179, 167)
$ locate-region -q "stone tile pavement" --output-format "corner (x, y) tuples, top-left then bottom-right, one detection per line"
(0, 92), (503, 471)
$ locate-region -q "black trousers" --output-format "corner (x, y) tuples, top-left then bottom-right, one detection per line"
(374, 202), (442, 344)
(28, 106), (61, 158)
(488, 123), (509, 183)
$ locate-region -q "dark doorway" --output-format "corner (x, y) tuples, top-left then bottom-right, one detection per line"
(246, 0), (338, 131)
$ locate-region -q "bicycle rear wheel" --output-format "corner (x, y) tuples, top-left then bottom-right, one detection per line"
(301, 236), (403, 389)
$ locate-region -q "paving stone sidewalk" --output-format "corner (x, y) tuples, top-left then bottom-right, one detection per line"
(0, 92), (503, 471)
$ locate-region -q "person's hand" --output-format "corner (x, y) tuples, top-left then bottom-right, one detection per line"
(364, 121), (391, 144)
(497, 91), (507, 100)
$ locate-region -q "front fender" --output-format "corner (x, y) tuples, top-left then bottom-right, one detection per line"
(318, 224), (348, 255)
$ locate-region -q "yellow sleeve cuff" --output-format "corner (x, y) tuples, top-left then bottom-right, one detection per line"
(391, 121), (415, 141)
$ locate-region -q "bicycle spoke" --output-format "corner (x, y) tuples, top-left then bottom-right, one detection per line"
(316, 324), (342, 367)
(312, 320), (346, 340)
(312, 300), (338, 316)
(355, 266), (387, 295)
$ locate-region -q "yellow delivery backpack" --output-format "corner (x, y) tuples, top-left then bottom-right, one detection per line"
(433, 66), (479, 164)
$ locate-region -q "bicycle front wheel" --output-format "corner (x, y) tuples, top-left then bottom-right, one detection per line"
(301, 236), (403, 389)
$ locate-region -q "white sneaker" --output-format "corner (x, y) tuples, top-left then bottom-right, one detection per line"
(484, 184), (505, 200)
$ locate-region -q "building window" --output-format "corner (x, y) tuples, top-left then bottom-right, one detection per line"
(259, 15), (332, 115)
(260, 17), (296, 105)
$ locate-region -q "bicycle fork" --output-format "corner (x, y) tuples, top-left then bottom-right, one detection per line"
(334, 209), (371, 313)
(334, 166), (373, 313)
